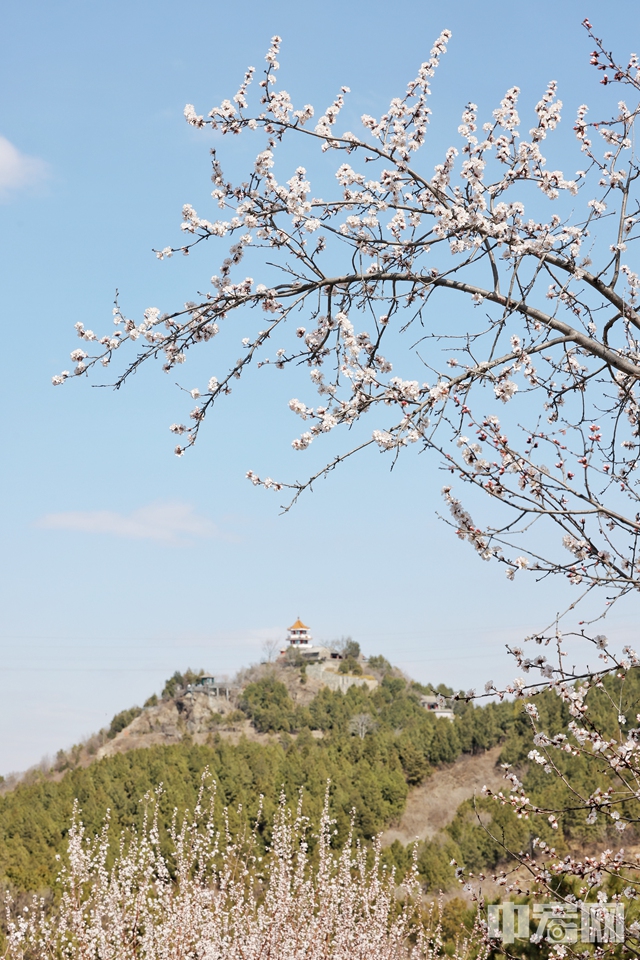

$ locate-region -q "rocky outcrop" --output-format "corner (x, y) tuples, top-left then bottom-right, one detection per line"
(96, 690), (251, 759)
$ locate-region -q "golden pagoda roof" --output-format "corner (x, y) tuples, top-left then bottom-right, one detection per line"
(288, 618), (310, 630)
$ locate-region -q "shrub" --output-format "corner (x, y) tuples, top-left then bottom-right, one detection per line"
(368, 655), (393, 674)
(343, 639), (361, 659)
(338, 657), (363, 675)
(107, 706), (142, 739)
(161, 669), (204, 700)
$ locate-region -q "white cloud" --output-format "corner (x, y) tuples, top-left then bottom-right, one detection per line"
(38, 501), (221, 544)
(0, 136), (49, 200)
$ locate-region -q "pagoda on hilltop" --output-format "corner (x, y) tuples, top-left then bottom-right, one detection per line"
(279, 618), (379, 693)
(287, 617), (313, 646)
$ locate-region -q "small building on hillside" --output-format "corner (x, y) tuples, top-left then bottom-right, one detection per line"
(188, 675), (233, 700)
(420, 695), (455, 721)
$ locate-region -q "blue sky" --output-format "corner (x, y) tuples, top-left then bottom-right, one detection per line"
(2, 0), (640, 774)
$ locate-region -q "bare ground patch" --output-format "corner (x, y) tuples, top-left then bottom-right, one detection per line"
(382, 745), (505, 846)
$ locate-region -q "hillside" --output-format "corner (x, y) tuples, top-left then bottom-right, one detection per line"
(95, 662), (334, 760)
(2, 657), (637, 902)
(381, 745), (505, 846)
(0, 659), (514, 893)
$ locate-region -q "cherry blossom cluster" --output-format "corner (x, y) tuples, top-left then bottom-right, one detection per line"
(4, 781), (487, 960)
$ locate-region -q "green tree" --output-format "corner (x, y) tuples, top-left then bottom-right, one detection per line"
(108, 706), (142, 739)
(239, 676), (296, 732)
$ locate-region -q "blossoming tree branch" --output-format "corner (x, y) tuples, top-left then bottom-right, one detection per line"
(57, 23), (640, 675)
(43, 24), (640, 952)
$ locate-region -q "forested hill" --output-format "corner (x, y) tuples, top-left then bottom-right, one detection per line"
(0, 667), (512, 893)
(2, 663), (637, 898)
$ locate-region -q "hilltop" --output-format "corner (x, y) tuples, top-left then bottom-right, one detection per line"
(0, 651), (447, 784)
